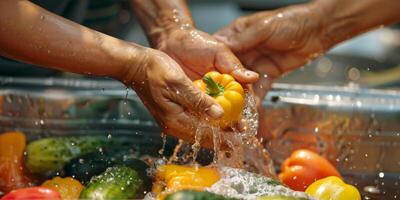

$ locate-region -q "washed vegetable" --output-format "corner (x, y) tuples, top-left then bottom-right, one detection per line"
(165, 190), (236, 200)
(64, 148), (151, 192)
(42, 177), (83, 200)
(279, 149), (341, 191)
(0, 132), (31, 193)
(25, 136), (136, 176)
(0, 187), (62, 200)
(194, 71), (244, 127)
(305, 176), (361, 200)
(153, 164), (220, 194)
(79, 166), (143, 200)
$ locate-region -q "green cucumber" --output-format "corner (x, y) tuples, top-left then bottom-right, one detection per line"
(165, 190), (238, 200)
(25, 136), (137, 176)
(64, 148), (151, 193)
(79, 166), (143, 200)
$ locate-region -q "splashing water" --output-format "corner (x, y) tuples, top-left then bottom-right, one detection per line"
(207, 167), (314, 200)
(171, 92), (276, 177)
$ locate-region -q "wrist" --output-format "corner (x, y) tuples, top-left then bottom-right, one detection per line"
(306, 0), (337, 50)
(116, 44), (150, 87)
(147, 12), (195, 48)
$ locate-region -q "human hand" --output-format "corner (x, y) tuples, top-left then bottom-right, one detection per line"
(121, 47), (227, 146)
(154, 26), (259, 83)
(214, 3), (327, 102)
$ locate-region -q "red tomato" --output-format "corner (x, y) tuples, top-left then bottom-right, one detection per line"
(0, 132), (31, 193)
(0, 187), (61, 200)
(278, 149), (342, 191)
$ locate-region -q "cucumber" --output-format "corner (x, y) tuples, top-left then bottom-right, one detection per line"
(64, 148), (151, 193)
(25, 136), (137, 176)
(165, 190), (237, 200)
(79, 166), (143, 200)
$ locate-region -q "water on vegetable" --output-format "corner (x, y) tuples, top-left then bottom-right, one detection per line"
(169, 92), (276, 177)
(207, 167), (314, 200)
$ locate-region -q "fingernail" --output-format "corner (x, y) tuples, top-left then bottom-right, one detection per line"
(244, 70), (259, 78)
(232, 69), (259, 82)
(206, 104), (224, 119)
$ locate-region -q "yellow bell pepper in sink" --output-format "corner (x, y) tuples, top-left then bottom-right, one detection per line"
(193, 71), (245, 127)
(153, 164), (220, 195)
(305, 176), (361, 200)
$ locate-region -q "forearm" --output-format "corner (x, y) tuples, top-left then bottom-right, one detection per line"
(314, 0), (400, 49)
(130, 0), (194, 47)
(0, 0), (145, 80)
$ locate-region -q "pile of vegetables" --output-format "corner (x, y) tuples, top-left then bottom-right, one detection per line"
(0, 131), (151, 200)
(0, 72), (361, 200)
(0, 130), (361, 200)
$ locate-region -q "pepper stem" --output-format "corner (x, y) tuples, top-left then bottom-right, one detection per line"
(203, 75), (224, 97)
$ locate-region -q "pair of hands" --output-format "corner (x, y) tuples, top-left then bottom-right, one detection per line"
(130, 3), (327, 141)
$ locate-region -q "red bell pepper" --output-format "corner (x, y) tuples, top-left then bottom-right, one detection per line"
(278, 149), (341, 191)
(0, 187), (62, 200)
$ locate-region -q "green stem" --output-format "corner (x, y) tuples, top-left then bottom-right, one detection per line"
(203, 75), (224, 97)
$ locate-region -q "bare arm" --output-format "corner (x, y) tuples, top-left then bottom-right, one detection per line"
(130, 0), (193, 46)
(0, 0), (227, 145)
(0, 0), (144, 80)
(215, 0), (400, 101)
(319, 0), (400, 49)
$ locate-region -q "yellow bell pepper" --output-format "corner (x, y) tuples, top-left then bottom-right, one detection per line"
(305, 176), (361, 200)
(153, 164), (220, 195)
(42, 177), (84, 200)
(194, 71), (245, 127)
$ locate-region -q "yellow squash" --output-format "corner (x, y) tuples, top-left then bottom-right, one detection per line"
(305, 176), (361, 200)
(194, 71), (245, 127)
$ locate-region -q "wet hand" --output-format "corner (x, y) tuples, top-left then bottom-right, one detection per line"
(155, 26), (259, 84)
(121, 47), (226, 144)
(214, 3), (327, 102)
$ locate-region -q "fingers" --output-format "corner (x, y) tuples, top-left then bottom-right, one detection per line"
(215, 48), (259, 84)
(172, 80), (224, 119)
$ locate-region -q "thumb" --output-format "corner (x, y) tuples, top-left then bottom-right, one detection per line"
(174, 81), (224, 119)
(215, 48), (259, 84)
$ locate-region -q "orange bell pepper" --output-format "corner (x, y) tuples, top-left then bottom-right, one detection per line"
(42, 177), (83, 200)
(278, 149), (341, 191)
(0, 132), (31, 193)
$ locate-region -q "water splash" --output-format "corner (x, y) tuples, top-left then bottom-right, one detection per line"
(169, 92), (276, 177)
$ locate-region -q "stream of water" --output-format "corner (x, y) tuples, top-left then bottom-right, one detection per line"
(163, 92), (276, 177)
